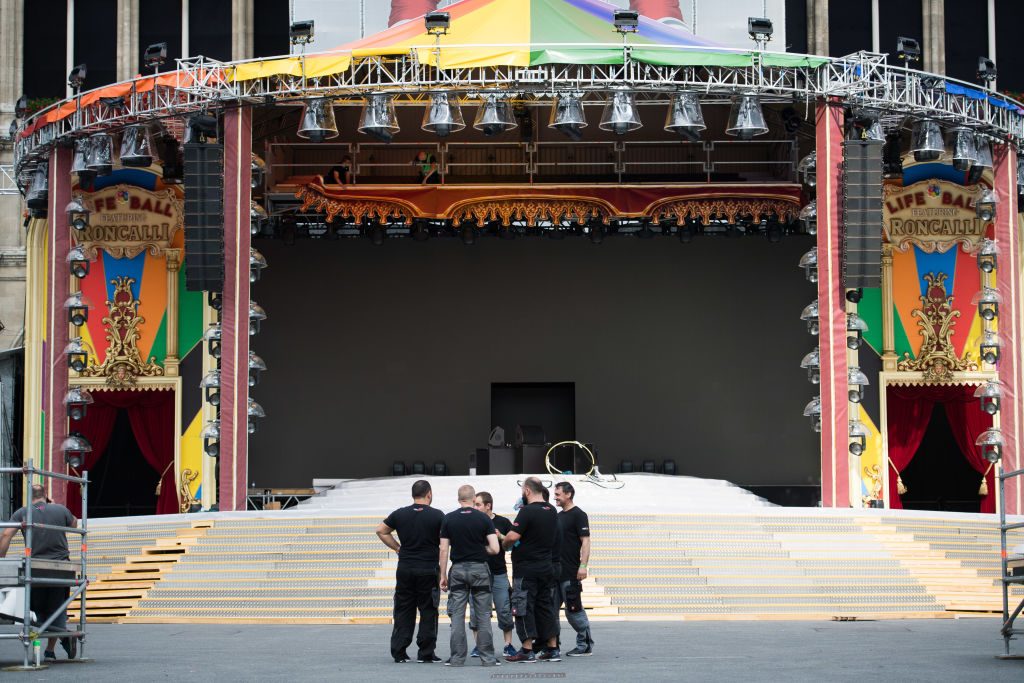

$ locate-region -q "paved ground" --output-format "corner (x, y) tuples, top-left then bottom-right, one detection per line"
(0, 619), (1022, 681)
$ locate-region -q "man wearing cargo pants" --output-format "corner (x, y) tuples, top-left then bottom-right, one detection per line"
(439, 484), (501, 667)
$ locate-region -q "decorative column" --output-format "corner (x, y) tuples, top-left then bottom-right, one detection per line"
(45, 147), (73, 503)
(815, 100), (850, 508)
(881, 244), (897, 370)
(993, 144), (1021, 515)
(231, 0), (254, 61)
(922, 0), (946, 75)
(164, 248), (181, 377)
(807, 0), (829, 57)
(219, 108), (252, 511)
(116, 0), (140, 82)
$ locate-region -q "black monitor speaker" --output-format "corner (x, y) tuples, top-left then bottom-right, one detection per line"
(662, 459), (677, 475)
(841, 139), (884, 288)
(642, 460), (656, 474)
(184, 142), (225, 292)
(411, 461), (426, 475)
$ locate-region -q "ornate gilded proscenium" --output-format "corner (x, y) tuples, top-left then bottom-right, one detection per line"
(897, 272), (979, 382)
(296, 185), (416, 224)
(79, 276), (164, 387)
(450, 197), (612, 227)
(651, 197), (800, 225)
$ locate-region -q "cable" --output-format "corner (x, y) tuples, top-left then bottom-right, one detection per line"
(544, 440), (625, 490)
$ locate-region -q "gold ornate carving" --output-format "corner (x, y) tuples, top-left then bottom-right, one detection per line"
(79, 276), (165, 387)
(449, 197), (612, 227)
(296, 185), (415, 224)
(862, 464), (883, 507)
(179, 468), (200, 513)
(883, 180), (987, 254)
(896, 272), (979, 382)
(650, 198), (800, 225)
(76, 184), (184, 259)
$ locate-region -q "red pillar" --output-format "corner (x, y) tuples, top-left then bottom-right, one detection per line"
(993, 144), (1021, 515)
(45, 147), (73, 504)
(219, 109), (252, 511)
(815, 101), (850, 508)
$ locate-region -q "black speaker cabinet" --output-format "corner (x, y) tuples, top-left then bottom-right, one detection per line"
(184, 143), (225, 292)
(841, 139), (884, 289)
(516, 444), (547, 474)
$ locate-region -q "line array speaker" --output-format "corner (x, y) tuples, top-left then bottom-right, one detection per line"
(841, 139), (884, 289)
(184, 142), (225, 292)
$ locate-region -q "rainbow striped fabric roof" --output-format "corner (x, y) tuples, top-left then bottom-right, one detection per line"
(231, 0), (824, 82)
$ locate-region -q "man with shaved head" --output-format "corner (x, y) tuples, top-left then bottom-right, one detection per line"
(439, 484), (501, 667)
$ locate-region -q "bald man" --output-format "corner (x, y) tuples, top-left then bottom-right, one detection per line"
(439, 484), (501, 667)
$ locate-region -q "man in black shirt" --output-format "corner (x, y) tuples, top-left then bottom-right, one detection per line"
(322, 155), (353, 185)
(376, 480), (445, 663)
(502, 476), (559, 663)
(470, 491), (516, 658)
(553, 481), (594, 656)
(439, 485), (500, 667)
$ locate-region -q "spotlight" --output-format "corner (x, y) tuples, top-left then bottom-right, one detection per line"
(847, 313), (869, 350)
(473, 94), (517, 136)
(201, 420), (220, 457)
(250, 247), (268, 283)
(251, 154), (266, 191)
(896, 36), (921, 64)
(980, 331), (1002, 364)
(120, 124), (154, 167)
(950, 127), (977, 172)
(849, 420), (868, 456)
(664, 91), (705, 141)
(200, 369), (221, 406)
(64, 387), (94, 421)
(975, 187), (997, 222)
(247, 398), (265, 434)
(977, 56), (997, 84)
(65, 195), (90, 231)
(249, 301), (267, 336)
(204, 324), (222, 359)
(883, 132), (903, 177)
(68, 245), (91, 279)
(910, 120), (944, 162)
(726, 94), (768, 139)
(358, 94), (400, 142)
(599, 91), (642, 135)
(804, 396), (822, 432)
(289, 19), (315, 46)
(977, 238), (998, 273)
(61, 433), (92, 469)
(422, 92), (465, 137)
(846, 288), (863, 304)
(249, 351), (266, 387)
(613, 9), (639, 33)
(976, 427), (1004, 463)
(65, 292), (89, 326)
(65, 337), (89, 372)
(550, 93), (587, 141)
(86, 133), (114, 176)
(797, 152), (816, 187)
(747, 17), (773, 48)
(71, 138), (96, 186)
(800, 299), (819, 335)
(25, 163), (48, 212)
(297, 98), (339, 142)
(208, 291), (222, 311)
(848, 366), (870, 403)
(424, 11), (450, 35)
(460, 224), (476, 245)
(800, 347), (820, 384)
(972, 287), (1001, 321)
(68, 63), (87, 90)
(974, 380), (1004, 415)
(369, 223), (385, 246)
(251, 201), (268, 236)
(15, 94), (27, 119)
(799, 247), (818, 282)
(143, 42), (167, 71)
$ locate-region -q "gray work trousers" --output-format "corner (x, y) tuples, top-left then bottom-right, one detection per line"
(557, 579), (594, 650)
(446, 562), (498, 666)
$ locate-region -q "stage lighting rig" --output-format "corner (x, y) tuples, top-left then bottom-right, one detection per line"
(846, 313), (868, 350)
(977, 238), (998, 273)
(599, 91), (642, 135)
(289, 20), (315, 46)
(803, 396), (821, 433)
(65, 337), (89, 372)
(202, 420), (220, 457)
(976, 427), (1004, 463)
(65, 292), (89, 327)
(896, 37), (920, 64)
(972, 287), (1001, 321)
(800, 299), (819, 335)
(725, 95), (768, 139)
(613, 9), (639, 33)
(144, 42), (168, 71)
(975, 380), (1003, 415)
(848, 367), (869, 404)
(65, 195), (90, 231)
(747, 17), (773, 49)
(664, 91), (705, 140)
(200, 369), (221, 406)
(849, 420), (868, 456)
(64, 387), (94, 421)
(977, 57), (997, 84)
(61, 433), (91, 469)
(425, 11), (450, 35)
(800, 348), (820, 384)
(68, 63), (87, 91)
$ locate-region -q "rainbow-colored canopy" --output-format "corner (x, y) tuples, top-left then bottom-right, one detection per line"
(231, 0), (824, 82)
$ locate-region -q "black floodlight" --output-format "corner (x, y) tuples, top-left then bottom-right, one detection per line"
(425, 11), (451, 35)
(68, 63), (87, 90)
(748, 17), (773, 46)
(65, 387), (94, 421)
(977, 57), (997, 84)
(289, 20), (315, 46)
(144, 42), (167, 70)
(896, 37), (920, 64)
(613, 9), (639, 33)
(15, 95), (28, 119)
(61, 433), (91, 469)
(202, 420), (220, 457)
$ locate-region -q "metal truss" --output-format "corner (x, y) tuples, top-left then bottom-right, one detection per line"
(11, 49), (1024, 188)
(0, 165), (17, 195)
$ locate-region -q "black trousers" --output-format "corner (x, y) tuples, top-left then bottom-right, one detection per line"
(390, 565), (439, 660)
(511, 573), (557, 646)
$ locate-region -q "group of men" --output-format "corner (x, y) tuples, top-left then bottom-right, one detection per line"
(375, 476), (594, 666)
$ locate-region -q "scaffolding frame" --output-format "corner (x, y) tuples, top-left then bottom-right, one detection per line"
(999, 463), (1024, 657)
(0, 464), (88, 670)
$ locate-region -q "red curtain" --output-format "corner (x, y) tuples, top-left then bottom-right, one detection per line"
(64, 390), (178, 517)
(885, 387), (935, 509)
(944, 386), (996, 514)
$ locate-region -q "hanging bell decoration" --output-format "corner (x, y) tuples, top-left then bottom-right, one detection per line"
(599, 91), (642, 135)
(86, 132), (114, 175)
(949, 127), (977, 172)
(910, 120), (944, 162)
(25, 163), (49, 212)
(119, 124), (154, 167)
(297, 98), (339, 142)
(358, 93), (400, 142)
(663, 91), (705, 141)
(549, 94), (587, 141)
(473, 94), (517, 137)
(725, 94), (768, 139)
(421, 92), (465, 137)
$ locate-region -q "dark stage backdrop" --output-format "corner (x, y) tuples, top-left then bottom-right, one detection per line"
(249, 234), (820, 488)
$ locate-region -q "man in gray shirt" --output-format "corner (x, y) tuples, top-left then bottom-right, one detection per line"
(0, 485), (78, 661)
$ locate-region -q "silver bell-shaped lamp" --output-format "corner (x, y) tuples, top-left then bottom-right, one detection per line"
(120, 124), (154, 167)
(725, 94), (768, 139)
(297, 98), (339, 142)
(664, 91), (705, 141)
(910, 120), (944, 162)
(599, 91), (642, 135)
(549, 94), (587, 141)
(358, 93), (400, 142)
(473, 94), (517, 137)
(422, 92), (465, 137)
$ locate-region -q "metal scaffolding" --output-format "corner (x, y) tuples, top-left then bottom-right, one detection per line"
(999, 463), (1024, 658)
(0, 465), (88, 671)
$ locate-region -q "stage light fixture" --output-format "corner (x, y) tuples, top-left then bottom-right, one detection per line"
(599, 91), (642, 136)
(249, 301), (267, 335)
(969, 135), (993, 184)
(297, 98), (339, 142)
(64, 387), (94, 421)
(425, 11), (451, 35)
(15, 94), (27, 119)
(980, 331), (1002, 364)
(65, 195), (90, 231)
(846, 313), (869, 350)
(618, 460), (635, 474)
(896, 37), (920, 64)
(550, 93), (587, 141)
(910, 120), (944, 162)
(800, 299), (820, 335)
(185, 114), (218, 143)
(392, 461), (407, 476)
(143, 42), (167, 71)
(613, 9), (639, 33)
(976, 427), (1005, 463)
(747, 17), (773, 48)
(975, 187), (997, 222)
(65, 337), (89, 372)
(289, 19), (315, 46)
(358, 93), (400, 142)
(64, 292), (90, 327)
(662, 459), (677, 475)
(849, 420), (868, 456)
(432, 461), (448, 476)
(61, 432), (91, 469)
(68, 63), (87, 90)
(460, 223), (476, 245)
(797, 152), (816, 187)
(251, 154), (266, 190)
(977, 57), (997, 84)
(972, 287), (1001, 321)
(71, 138), (96, 186)
(664, 91), (705, 140)
(411, 461), (426, 475)
(473, 94), (517, 136)
(974, 380), (1004, 415)
(247, 398), (265, 434)
(200, 369), (221, 406)
(803, 396), (822, 432)
(25, 163), (48, 212)
(119, 124), (154, 167)
(204, 324), (222, 359)
(250, 247), (268, 283)
(800, 347), (820, 384)
(950, 127), (977, 172)
(725, 94), (768, 140)
(848, 366), (870, 404)
(799, 247), (818, 283)
(249, 351), (266, 387)
(977, 238), (998, 273)
(422, 92), (465, 137)
(68, 245), (91, 279)
(250, 201), (268, 236)
(86, 133), (114, 176)
(201, 420), (220, 457)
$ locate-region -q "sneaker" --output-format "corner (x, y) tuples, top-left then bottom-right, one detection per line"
(60, 637), (77, 660)
(505, 649), (536, 663)
(470, 647), (480, 658)
(394, 655), (411, 663)
(566, 646), (593, 657)
(417, 654), (443, 663)
(444, 660), (464, 667)
(503, 644), (518, 658)
(537, 648), (561, 662)
(43, 651), (56, 661)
